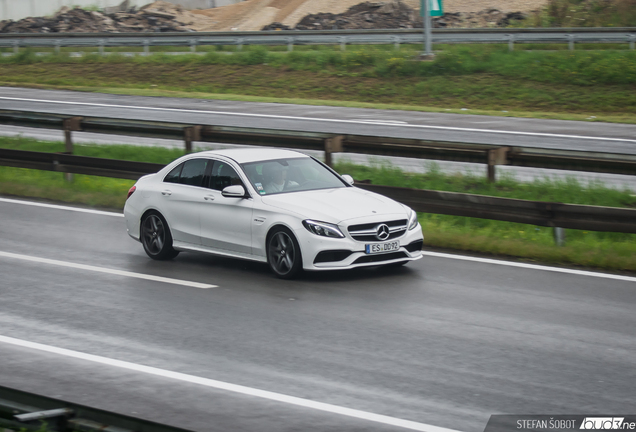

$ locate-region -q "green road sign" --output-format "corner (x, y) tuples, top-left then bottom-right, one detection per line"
(421, 0), (444, 17)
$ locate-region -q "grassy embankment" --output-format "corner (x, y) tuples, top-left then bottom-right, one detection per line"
(1, 136), (635, 272)
(0, 43), (635, 123)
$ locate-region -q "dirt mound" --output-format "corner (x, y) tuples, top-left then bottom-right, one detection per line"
(292, 1), (418, 30)
(0, 0), (548, 33)
(264, 1), (529, 30)
(199, 0), (548, 31)
(0, 1), (215, 33)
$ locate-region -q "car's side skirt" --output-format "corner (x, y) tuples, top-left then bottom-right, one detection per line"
(172, 241), (268, 263)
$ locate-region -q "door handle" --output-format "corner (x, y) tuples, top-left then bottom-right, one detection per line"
(161, 190), (172, 196)
(204, 195), (215, 201)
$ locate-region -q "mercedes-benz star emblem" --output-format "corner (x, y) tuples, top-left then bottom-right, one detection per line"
(375, 224), (390, 241)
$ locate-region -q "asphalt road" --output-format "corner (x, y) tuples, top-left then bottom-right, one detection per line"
(1, 87), (636, 188)
(2, 87), (636, 151)
(1, 197), (635, 432)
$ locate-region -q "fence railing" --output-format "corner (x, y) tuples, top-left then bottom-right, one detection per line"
(1, 109), (636, 182)
(1, 148), (635, 237)
(0, 384), (192, 432)
(0, 28), (634, 52)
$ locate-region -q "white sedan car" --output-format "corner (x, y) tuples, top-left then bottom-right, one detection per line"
(124, 149), (423, 279)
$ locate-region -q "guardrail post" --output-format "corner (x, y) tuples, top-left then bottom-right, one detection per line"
(62, 117), (83, 154)
(630, 35), (635, 50)
(287, 37), (294, 52)
(13, 40), (19, 54)
(324, 135), (344, 167)
(99, 39), (105, 56)
(62, 117), (83, 182)
(184, 126), (202, 154)
(393, 36), (400, 50)
(339, 37), (347, 51)
(508, 34), (515, 52)
(237, 38), (244, 51)
(568, 34), (575, 51)
(55, 40), (61, 54)
(190, 39), (198, 53)
(143, 39), (150, 56)
(553, 227), (566, 246)
(487, 147), (509, 182)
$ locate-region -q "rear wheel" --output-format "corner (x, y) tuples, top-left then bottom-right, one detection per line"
(267, 227), (302, 279)
(141, 212), (179, 260)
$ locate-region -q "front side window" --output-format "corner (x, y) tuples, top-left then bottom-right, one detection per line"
(209, 161), (243, 191)
(163, 159), (209, 187)
(242, 157), (347, 196)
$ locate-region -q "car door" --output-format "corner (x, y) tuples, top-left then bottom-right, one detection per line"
(199, 159), (254, 256)
(157, 158), (212, 245)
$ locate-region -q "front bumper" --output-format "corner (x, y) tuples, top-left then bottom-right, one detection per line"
(298, 224), (424, 271)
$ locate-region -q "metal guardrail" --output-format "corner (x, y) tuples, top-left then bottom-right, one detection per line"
(0, 385), (193, 432)
(356, 183), (636, 234)
(0, 28), (634, 52)
(0, 148), (635, 235)
(1, 110), (636, 181)
(0, 147), (161, 180)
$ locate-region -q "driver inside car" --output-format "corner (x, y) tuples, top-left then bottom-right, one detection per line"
(263, 163), (298, 194)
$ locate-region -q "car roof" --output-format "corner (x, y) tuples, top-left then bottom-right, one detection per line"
(195, 148), (311, 164)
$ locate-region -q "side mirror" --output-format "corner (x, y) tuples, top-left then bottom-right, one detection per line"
(341, 174), (355, 185)
(221, 185), (246, 198)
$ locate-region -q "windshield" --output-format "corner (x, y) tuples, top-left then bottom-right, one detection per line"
(241, 157), (347, 196)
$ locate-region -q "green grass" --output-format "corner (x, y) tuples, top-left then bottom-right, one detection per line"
(0, 137), (182, 208)
(1, 136), (635, 272)
(4, 44), (635, 86)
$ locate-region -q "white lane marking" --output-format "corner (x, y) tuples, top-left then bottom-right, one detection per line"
(421, 251), (636, 283)
(355, 119), (409, 125)
(0, 197), (124, 217)
(4, 199), (634, 283)
(2, 96), (635, 144)
(0, 335), (460, 432)
(0, 251), (216, 289)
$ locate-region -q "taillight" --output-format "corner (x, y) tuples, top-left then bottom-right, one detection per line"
(127, 185), (136, 200)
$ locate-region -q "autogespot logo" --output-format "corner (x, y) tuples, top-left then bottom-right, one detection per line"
(375, 224), (390, 241)
(580, 418), (632, 430)
(484, 415), (636, 432)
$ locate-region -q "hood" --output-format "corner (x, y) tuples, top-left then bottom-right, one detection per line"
(260, 187), (407, 224)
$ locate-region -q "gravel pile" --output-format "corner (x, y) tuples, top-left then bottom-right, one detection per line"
(264, 0), (529, 30)
(0, 0), (547, 33)
(0, 1), (212, 33)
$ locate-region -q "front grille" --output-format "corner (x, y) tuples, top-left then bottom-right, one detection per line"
(314, 250), (353, 264)
(353, 251), (408, 264)
(347, 219), (408, 242)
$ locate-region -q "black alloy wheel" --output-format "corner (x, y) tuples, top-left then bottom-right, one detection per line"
(267, 227), (302, 279)
(141, 212), (179, 260)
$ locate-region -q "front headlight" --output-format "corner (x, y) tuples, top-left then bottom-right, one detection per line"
(303, 220), (345, 238)
(408, 208), (419, 230)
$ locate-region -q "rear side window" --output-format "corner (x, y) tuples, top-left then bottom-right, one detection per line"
(163, 159), (209, 187)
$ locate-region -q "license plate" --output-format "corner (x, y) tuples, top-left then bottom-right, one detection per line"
(365, 241), (400, 254)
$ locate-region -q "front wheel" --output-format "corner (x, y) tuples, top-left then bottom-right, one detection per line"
(141, 212), (179, 260)
(267, 227), (302, 279)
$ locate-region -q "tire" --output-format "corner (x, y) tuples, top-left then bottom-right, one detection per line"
(267, 227), (302, 279)
(141, 212), (180, 260)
